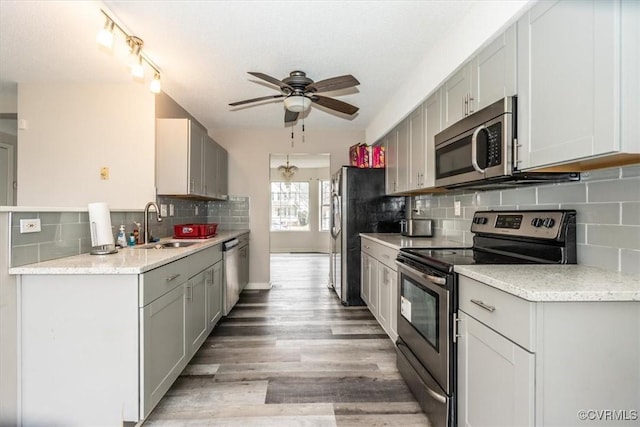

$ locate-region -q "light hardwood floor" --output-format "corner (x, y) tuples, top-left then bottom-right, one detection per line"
(144, 253), (430, 426)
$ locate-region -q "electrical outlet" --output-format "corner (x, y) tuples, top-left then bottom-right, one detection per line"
(169, 204), (175, 216)
(195, 206), (199, 216)
(160, 204), (168, 217)
(454, 201), (461, 217)
(20, 218), (41, 233)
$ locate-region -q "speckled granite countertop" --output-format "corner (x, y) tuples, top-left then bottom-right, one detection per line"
(9, 230), (249, 275)
(360, 233), (469, 250)
(455, 264), (640, 302)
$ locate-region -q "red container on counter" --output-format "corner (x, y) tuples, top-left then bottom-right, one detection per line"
(173, 223), (218, 239)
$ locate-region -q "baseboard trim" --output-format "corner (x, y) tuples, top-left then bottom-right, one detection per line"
(244, 281), (272, 290)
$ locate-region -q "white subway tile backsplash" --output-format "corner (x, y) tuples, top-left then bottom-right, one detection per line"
(620, 249), (640, 274)
(562, 203), (620, 225)
(501, 187), (537, 206)
(577, 244), (620, 271)
(587, 225), (640, 250)
(588, 177), (640, 202)
(621, 202), (640, 225)
(409, 165), (640, 273)
(538, 182), (587, 204)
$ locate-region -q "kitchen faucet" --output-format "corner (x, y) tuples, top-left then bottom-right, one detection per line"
(143, 202), (163, 244)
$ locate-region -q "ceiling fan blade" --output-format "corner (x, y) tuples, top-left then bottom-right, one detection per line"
(229, 94), (284, 106)
(306, 75), (360, 93)
(311, 95), (359, 115)
(284, 109), (299, 123)
(248, 72), (294, 91)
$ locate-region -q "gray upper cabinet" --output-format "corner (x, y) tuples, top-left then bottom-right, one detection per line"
(396, 119), (410, 193)
(443, 24), (516, 130)
(408, 105), (425, 191)
(423, 89), (443, 189)
(517, 0), (639, 170)
(156, 118), (228, 200)
(384, 131), (398, 194)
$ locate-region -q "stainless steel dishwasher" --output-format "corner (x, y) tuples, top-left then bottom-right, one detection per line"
(222, 238), (240, 315)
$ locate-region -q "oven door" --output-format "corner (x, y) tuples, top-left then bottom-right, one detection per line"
(434, 113), (511, 188)
(397, 259), (452, 394)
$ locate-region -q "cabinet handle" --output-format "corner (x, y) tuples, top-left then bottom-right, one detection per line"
(453, 312), (462, 343)
(185, 284), (192, 300)
(382, 254), (390, 259)
(468, 94), (475, 114)
(471, 299), (495, 312)
(165, 273), (181, 282)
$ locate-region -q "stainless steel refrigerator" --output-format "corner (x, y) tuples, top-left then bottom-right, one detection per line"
(328, 166), (405, 305)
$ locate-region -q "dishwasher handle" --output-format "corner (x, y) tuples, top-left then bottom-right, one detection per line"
(223, 238), (240, 251)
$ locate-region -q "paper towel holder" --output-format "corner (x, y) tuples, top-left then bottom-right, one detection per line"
(88, 202), (118, 255)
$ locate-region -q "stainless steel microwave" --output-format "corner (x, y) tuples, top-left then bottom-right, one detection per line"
(434, 96), (579, 189)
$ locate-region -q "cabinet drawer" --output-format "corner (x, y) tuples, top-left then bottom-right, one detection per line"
(140, 259), (189, 307)
(375, 244), (398, 270)
(458, 275), (535, 351)
(361, 238), (376, 256)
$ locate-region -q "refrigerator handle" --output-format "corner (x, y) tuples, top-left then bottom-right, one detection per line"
(330, 193), (341, 239)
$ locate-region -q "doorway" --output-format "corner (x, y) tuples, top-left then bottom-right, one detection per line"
(269, 153), (331, 286)
(0, 114), (17, 206)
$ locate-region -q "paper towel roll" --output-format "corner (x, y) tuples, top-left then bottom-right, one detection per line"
(88, 202), (114, 247)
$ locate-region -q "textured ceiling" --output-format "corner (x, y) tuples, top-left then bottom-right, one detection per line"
(1, 1), (489, 131)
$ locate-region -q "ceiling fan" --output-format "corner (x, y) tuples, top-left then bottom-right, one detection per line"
(229, 70), (360, 123)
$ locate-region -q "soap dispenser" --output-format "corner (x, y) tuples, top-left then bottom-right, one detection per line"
(116, 225), (127, 248)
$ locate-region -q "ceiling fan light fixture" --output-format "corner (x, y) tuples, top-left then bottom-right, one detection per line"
(283, 95), (311, 113)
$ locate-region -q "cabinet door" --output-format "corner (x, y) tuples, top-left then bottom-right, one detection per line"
(216, 143), (229, 197)
(367, 254), (379, 318)
(384, 132), (398, 195)
(409, 105), (425, 190)
(388, 266), (398, 342)
(188, 121), (205, 195)
(457, 311), (535, 427)
(423, 89), (442, 189)
(239, 244), (249, 290)
(517, 0), (620, 169)
(443, 63), (472, 129)
(207, 262), (223, 331)
(377, 263), (394, 336)
(203, 137), (218, 198)
(360, 253), (370, 305)
(471, 24), (516, 112)
(141, 283), (187, 417)
(186, 270), (208, 357)
(396, 119), (410, 193)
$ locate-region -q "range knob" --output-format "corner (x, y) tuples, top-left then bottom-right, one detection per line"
(474, 216), (488, 225)
(543, 217), (556, 228)
(531, 217), (544, 228)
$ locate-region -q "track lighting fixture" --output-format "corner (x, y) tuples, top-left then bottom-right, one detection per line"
(96, 9), (162, 94)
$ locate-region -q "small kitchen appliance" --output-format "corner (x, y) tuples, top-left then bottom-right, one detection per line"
(173, 223), (218, 239)
(395, 209), (576, 427)
(88, 202), (117, 255)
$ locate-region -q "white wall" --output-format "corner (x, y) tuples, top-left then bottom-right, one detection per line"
(0, 88), (17, 114)
(366, 0), (530, 143)
(270, 166), (331, 253)
(17, 83), (156, 209)
(211, 128), (363, 287)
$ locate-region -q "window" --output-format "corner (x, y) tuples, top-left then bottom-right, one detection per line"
(319, 180), (330, 231)
(270, 181), (310, 231)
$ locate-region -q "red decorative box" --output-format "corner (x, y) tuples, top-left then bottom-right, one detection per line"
(370, 146), (385, 168)
(173, 223), (217, 239)
(349, 143), (370, 168)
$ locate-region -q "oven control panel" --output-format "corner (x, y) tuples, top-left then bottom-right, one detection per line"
(470, 210), (574, 240)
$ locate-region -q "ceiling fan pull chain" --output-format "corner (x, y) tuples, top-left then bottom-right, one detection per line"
(291, 130), (294, 148)
(302, 121), (305, 144)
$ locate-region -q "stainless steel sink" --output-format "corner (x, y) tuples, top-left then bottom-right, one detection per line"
(135, 241), (198, 249)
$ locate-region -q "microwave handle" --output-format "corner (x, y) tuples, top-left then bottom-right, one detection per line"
(471, 125), (487, 174)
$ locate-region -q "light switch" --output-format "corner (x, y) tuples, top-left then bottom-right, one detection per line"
(454, 201), (461, 217)
(169, 204), (175, 216)
(160, 204), (168, 217)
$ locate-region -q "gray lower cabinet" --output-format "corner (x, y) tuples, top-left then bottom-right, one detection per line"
(18, 243), (225, 425)
(457, 274), (640, 427)
(361, 237), (399, 341)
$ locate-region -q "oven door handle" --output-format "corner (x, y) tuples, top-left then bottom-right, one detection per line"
(471, 124), (487, 174)
(396, 259), (447, 287)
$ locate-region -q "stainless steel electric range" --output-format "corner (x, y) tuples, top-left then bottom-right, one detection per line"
(395, 209), (577, 427)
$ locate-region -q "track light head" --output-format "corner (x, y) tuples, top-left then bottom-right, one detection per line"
(96, 17), (115, 49)
(150, 73), (162, 93)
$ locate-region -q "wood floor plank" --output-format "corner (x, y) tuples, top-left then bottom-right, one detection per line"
(146, 253), (427, 425)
